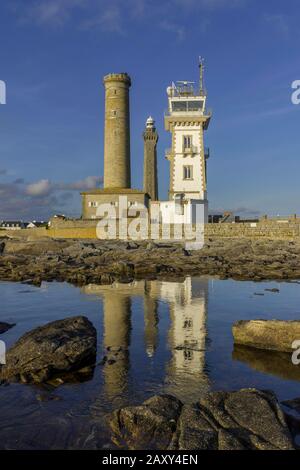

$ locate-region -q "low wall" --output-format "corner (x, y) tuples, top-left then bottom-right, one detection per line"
(1, 221), (300, 241)
(205, 223), (300, 239)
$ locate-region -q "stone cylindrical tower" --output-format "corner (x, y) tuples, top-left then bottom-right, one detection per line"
(143, 116), (158, 200)
(103, 73), (131, 189)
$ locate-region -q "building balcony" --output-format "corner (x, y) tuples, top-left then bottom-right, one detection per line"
(183, 145), (198, 155)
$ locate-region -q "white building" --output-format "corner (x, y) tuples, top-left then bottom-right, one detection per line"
(160, 62), (211, 225)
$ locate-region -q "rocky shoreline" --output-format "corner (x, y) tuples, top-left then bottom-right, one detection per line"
(2, 236), (300, 450)
(1, 236), (300, 286)
(109, 390), (298, 450)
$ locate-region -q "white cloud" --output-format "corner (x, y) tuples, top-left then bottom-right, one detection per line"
(0, 174), (102, 219)
(26, 178), (52, 196)
(25, 175), (102, 197)
(58, 175), (102, 190)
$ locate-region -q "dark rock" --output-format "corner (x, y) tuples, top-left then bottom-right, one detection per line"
(21, 278), (42, 287)
(0, 322), (16, 335)
(109, 389), (294, 450)
(0, 316), (97, 384)
(2, 237), (300, 285)
(265, 288), (280, 293)
(127, 242), (139, 250)
(182, 249), (192, 257)
(110, 394), (183, 450)
(0, 242), (5, 255)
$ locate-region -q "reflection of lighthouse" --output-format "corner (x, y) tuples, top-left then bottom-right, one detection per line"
(144, 282), (159, 357)
(161, 277), (209, 400)
(81, 277), (209, 402)
(82, 283), (133, 399)
(102, 293), (132, 399)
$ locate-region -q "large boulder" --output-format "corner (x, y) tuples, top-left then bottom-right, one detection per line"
(0, 316), (97, 383)
(232, 320), (300, 352)
(109, 389), (294, 450)
(110, 395), (182, 450)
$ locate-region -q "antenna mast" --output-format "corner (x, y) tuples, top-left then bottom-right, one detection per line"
(199, 56), (205, 95)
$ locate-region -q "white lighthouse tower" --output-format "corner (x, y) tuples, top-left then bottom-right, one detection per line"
(162, 59), (211, 223)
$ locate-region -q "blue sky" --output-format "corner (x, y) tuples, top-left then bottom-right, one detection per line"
(0, 0), (299, 220)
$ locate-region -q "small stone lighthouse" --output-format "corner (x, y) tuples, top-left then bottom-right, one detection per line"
(143, 116), (158, 201)
(103, 73), (131, 189)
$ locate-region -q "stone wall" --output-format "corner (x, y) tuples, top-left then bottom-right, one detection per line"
(205, 222), (300, 239)
(1, 220), (300, 241)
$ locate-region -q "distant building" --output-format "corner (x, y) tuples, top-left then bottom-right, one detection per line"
(0, 221), (26, 230)
(208, 214), (223, 223)
(26, 220), (47, 228)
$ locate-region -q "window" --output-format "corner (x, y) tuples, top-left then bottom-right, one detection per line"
(188, 100), (204, 111)
(171, 100), (204, 112)
(183, 135), (192, 149)
(88, 201), (98, 208)
(172, 101), (188, 112)
(183, 165), (193, 180)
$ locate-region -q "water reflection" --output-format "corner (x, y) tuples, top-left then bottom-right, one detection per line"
(82, 277), (210, 400)
(162, 278), (210, 397)
(233, 345), (300, 382)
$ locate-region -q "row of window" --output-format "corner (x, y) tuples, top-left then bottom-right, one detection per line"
(88, 201), (140, 208)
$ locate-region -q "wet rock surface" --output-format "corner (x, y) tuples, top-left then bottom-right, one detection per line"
(0, 316), (97, 384)
(109, 389), (295, 450)
(1, 237), (300, 285)
(233, 320), (300, 352)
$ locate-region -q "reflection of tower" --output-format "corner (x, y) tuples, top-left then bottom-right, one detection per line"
(144, 281), (159, 357)
(81, 277), (209, 403)
(103, 73), (131, 189)
(161, 277), (209, 400)
(143, 116), (159, 200)
(102, 293), (131, 399)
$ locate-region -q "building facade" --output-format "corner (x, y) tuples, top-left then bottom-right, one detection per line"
(162, 65), (211, 223)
